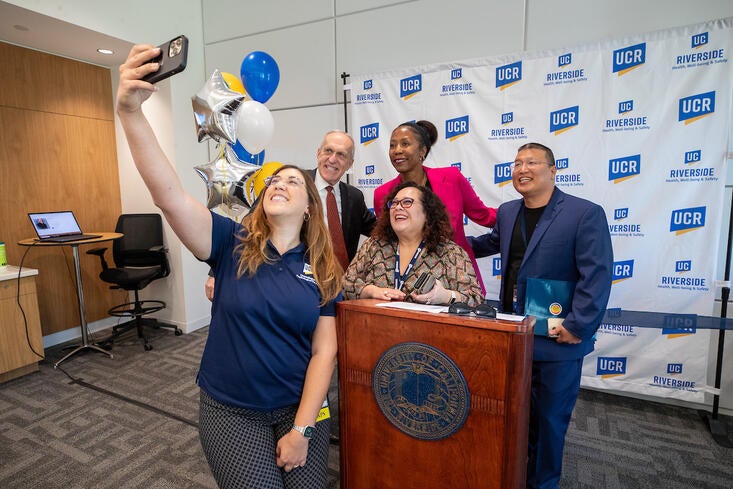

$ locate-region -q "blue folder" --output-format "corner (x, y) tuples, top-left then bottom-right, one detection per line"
(524, 278), (575, 336)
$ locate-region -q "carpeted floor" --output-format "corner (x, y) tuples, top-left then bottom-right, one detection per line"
(1, 326), (731, 488)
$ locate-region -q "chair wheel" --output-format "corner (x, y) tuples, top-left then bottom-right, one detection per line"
(175, 328), (182, 336)
(144, 344), (153, 351)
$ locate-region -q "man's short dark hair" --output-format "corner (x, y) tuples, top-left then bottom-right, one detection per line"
(517, 142), (556, 167)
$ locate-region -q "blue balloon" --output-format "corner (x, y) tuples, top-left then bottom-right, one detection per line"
(230, 139), (265, 165)
(240, 51), (280, 103)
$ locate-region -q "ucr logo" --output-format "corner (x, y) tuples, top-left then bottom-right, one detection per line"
(445, 115), (469, 141)
(400, 74), (422, 100)
(613, 43), (646, 75)
(612, 260), (634, 283)
(608, 155), (641, 183)
(670, 206), (705, 234)
(494, 162), (513, 186)
(363, 79), (373, 90)
(667, 363), (683, 374)
(360, 122), (379, 146)
(618, 100), (633, 114)
(549, 106), (579, 135)
(451, 68), (462, 80)
(692, 32), (708, 49)
(597, 357), (627, 378)
(684, 150), (701, 164)
(496, 61), (522, 90)
(679, 91), (715, 125)
(558, 53), (572, 68)
(662, 315), (696, 337)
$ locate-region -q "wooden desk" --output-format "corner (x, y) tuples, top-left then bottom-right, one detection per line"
(0, 266), (44, 382)
(18, 233), (122, 367)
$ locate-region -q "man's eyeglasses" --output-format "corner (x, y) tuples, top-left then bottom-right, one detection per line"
(510, 160), (549, 171)
(264, 175), (305, 188)
(387, 197), (416, 209)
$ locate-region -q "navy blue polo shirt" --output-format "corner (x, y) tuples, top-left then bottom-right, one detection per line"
(198, 212), (339, 410)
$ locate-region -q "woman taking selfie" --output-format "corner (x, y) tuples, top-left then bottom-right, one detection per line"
(117, 43), (341, 489)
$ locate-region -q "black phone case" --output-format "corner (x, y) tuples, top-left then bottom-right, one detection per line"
(413, 273), (436, 294)
(142, 35), (189, 84)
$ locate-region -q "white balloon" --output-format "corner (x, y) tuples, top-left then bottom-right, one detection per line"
(235, 100), (274, 154)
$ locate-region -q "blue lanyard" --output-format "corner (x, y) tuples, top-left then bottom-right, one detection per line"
(394, 241), (424, 290)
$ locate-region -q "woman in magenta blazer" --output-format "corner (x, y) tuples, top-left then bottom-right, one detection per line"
(373, 120), (496, 292)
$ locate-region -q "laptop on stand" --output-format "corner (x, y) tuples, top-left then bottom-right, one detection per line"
(28, 211), (101, 242)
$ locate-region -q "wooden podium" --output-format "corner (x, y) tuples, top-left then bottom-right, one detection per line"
(336, 300), (534, 489)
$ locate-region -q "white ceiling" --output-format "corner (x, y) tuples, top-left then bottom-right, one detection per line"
(0, 1), (131, 68)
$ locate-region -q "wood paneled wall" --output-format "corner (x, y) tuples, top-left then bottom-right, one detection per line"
(0, 42), (126, 336)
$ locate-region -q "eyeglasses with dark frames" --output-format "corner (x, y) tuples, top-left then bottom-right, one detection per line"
(387, 197), (416, 209)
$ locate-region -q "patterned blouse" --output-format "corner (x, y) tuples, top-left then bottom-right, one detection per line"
(342, 237), (484, 307)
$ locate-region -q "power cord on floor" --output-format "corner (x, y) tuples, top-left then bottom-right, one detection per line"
(54, 363), (198, 428)
(15, 244), (45, 360)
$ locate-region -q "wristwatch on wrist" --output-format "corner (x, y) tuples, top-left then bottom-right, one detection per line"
(449, 290), (457, 304)
(292, 424), (315, 439)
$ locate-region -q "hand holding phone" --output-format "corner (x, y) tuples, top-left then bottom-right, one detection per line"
(142, 35), (188, 83)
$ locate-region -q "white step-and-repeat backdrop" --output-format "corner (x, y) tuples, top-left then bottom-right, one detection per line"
(349, 18), (733, 403)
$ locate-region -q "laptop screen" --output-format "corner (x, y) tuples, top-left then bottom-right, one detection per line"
(28, 211), (83, 239)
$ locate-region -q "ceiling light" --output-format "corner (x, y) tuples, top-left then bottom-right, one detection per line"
(97, 48), (114, 55)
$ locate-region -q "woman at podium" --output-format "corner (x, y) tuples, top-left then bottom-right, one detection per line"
(343, 182), (482, 306)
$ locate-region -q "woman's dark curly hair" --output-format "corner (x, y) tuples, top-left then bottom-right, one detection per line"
(372, 181), (454, 252)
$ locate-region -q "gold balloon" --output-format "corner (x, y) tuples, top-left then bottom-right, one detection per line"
(221, 72), (247, 95)
(244, 161), (283, 206)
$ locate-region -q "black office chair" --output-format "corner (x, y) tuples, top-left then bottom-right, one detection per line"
(87, 213), (181, 351)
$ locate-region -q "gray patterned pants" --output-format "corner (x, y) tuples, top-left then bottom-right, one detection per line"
(199, 389), (331, 489)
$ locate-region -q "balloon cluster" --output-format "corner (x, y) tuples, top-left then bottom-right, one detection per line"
(193, 51), (283, 221)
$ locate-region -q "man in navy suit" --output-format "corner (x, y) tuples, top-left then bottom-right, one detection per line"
(469, 142), (613, 489)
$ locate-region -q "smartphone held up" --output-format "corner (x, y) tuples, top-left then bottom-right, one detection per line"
(142, 35), (188, 84)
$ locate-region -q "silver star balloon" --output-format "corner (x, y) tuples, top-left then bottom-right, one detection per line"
(192, 69), (245, 144)
(194, 149), (261, 221)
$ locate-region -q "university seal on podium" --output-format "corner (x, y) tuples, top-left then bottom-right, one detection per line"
(372, 342), (470, 440)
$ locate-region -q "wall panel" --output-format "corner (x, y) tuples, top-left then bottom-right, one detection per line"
(0, 42), (125, 336)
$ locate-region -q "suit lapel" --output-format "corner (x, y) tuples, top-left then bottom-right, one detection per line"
(338, 181), (351, 235)
(501, 200), (522, 268)
(424, 166), (446, 187)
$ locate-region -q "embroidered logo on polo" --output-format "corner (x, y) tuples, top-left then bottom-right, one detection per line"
(297, 263), (316, 284)
(372, 342), (470, 440)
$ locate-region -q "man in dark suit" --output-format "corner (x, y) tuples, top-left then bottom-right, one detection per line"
(308, 130), (376, 267)
(469, 142), (613, 489)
